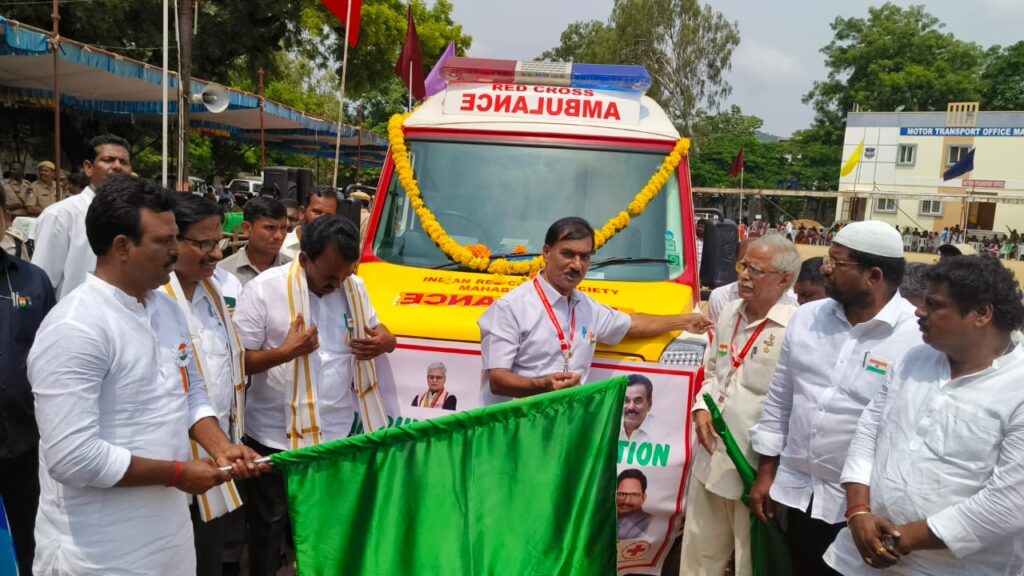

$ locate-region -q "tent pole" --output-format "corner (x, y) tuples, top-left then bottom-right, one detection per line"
(331, 0), (352, 190)
(258, 67), (266, 173)
(51, 0), (62, 199)
(161, 0), (169, 188)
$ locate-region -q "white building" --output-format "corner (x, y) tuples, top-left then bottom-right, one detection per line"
(836, 103), (1024, 235)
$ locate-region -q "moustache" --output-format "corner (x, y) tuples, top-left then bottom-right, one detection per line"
(164, 255), (178, 268)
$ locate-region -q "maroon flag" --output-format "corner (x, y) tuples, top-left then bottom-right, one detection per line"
(394, 5), (425, 100)
(730, 149), (745, 177)
(320, 0), (362, 48)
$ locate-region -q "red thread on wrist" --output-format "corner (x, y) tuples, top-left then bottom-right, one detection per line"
(845, 504), (870, 519)
(166, 460), (183, 487)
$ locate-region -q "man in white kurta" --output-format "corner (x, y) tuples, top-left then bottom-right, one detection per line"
(234, 215), (395, 576)
(32, 134), (132, 299)
(29, 275), (215, 575)
(749, 221), (921, 574)
(824, 256), (1024, 575)
(27, 175), (261, 575)
(681, 234), (799, 576)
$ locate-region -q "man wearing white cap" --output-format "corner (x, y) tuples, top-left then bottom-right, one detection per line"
(749, 220), (922, 574)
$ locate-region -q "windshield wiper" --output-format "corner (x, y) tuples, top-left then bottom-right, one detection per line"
(588, 257), (671, 270)
(431, 252), (543, 270)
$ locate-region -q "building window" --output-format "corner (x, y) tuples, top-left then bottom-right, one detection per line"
(874, 198), (898, 213)
(896, 144), (916, 166)
(920, 200), (943, 216)
(947, 145), (970, 165)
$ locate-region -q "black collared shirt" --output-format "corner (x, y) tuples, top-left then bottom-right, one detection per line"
(0, 250), (55, 458)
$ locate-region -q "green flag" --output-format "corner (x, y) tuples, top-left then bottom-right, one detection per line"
(702, 394), (791, 576)
(271, 376), (629, 576)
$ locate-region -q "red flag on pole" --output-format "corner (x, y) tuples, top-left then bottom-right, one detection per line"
(321, 0), (362, 48)
(395, 5), (425, 101)
(730, 149), (745, 177)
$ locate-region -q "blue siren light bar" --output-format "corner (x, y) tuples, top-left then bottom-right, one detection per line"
(441, 57), (652, 94)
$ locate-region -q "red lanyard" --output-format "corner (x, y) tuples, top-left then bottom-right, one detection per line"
(729, 313), (768, 370)
(533, 278), (576, 371)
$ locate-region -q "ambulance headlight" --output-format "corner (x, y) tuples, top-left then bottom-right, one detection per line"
(659, 339), (706, 367)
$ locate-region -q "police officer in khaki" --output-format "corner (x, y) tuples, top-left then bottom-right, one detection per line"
(28, 161), (59, 210)
(4, 162), (39, 217)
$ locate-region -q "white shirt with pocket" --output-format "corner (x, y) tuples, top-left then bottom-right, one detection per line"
(825, 343), (1024, 575)
(478, 274), (631, 406)
(750, 294), (922, 523)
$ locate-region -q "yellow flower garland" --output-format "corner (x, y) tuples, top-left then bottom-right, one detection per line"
(387, 112), (690, 275)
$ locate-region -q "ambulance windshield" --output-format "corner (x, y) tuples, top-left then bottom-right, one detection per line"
(373, 139), (687, 282)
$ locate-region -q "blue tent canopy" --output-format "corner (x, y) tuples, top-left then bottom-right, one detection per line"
(0, 15), (386, 165)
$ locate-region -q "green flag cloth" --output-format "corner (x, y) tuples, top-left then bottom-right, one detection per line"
(271, 376), (629, 576)
(702, 394), (791, 576)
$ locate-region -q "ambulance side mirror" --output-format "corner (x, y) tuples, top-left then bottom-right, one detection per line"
(700, 219), (739, 289)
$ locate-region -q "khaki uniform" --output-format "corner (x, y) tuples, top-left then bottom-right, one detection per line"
(4, 178), (37, 217)
(28, 180), (58, 210)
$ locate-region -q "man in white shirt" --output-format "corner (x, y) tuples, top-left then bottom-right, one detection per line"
(279, 187), (338, 260)
(32, 134), (132, 299)
(28, 175), (263, 575)
(749, 220), (922, 575)
(478, 217), (711, 405)
(682, 234), (800, 576)
(824, 256), (1024, 575)
(234, 215), (396, 576)
(165, 194), (249, 576)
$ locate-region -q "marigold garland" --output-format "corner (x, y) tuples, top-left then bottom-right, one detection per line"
(387, 112), (690, 275)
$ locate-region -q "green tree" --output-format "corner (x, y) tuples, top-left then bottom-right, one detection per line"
(981, 42), (1024, 110)
(540, 0), (739, 141)
(804, 3), (985, 146)
(5, 0), (305, 83)
(302, 0), (471, 100)
(539, 21), (617, 63)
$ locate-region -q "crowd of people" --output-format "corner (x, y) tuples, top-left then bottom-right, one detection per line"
(3, 133), (1024, 576)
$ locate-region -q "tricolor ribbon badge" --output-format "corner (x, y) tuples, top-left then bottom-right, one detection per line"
(718, 343), (729, 356)
(17, 295), (29, 308)
(866, 357), (888, 375)
(175, 342), (192, 367)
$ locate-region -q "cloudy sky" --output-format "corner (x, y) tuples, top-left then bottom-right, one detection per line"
(448, 0), (1024, 137)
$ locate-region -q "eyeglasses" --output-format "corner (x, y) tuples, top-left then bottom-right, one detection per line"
(179, 236), (221, 254)
(821, 256), (859, 271)
(616, 492), (643, 500)
(735, 261), (779, 278)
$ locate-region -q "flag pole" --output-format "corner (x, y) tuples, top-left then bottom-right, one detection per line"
(738, 165), (744, 222)
(331, 1), (352, 190)
(408, 61), (413, 112)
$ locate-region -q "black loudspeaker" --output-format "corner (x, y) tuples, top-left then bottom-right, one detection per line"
(262, 167), (290, 200)
(337, 197), (362, 233)
(296, 168), (314, 205)
(262, 167), (315, 204)
(700, 219), (739, 289)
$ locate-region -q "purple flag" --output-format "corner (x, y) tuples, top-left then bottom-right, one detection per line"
(424, 41), (456, 97)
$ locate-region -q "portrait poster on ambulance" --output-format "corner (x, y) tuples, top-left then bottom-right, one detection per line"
(362, 338), (698, 574)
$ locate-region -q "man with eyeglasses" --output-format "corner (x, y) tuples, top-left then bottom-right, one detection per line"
(682, 234), (800, 576)
(163, 194), (249, 576)
(617, 469), (653, 541)
(749, 220), (922, 574)
(478, 217), (711, 406)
